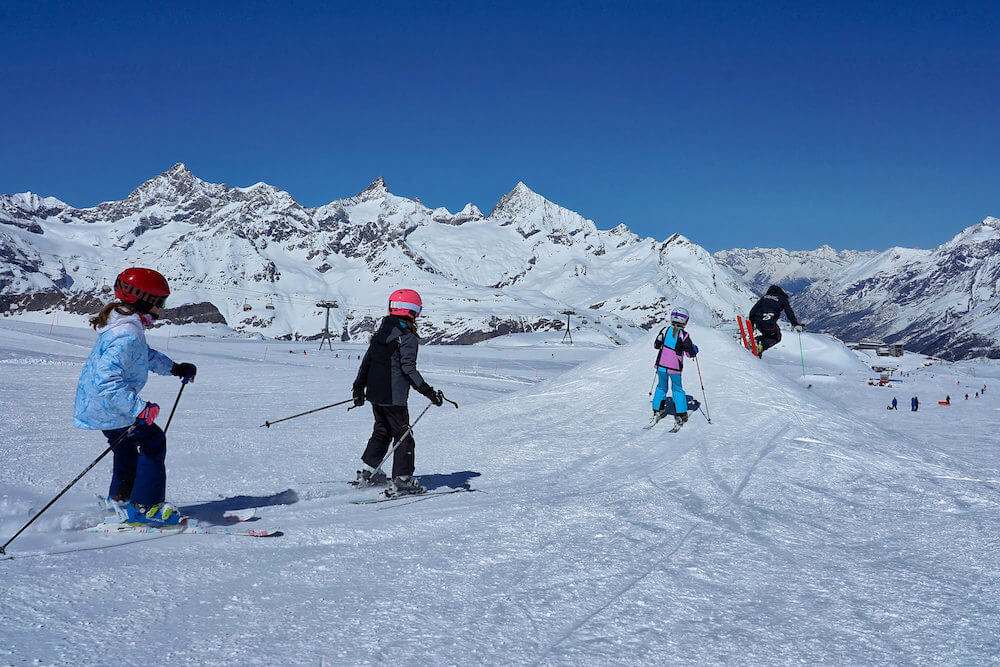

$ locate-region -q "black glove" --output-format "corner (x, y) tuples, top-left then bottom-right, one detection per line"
(419, 383), (443, 406)
(171, 362), (197, 383)
(353, 392), (365, 407)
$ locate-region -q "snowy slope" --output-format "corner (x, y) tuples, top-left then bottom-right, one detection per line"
(796, 217), (1000, 360)
(0, 165), (758, 343)
(2, 321), (999, 663)
(714, 245), (877, 293)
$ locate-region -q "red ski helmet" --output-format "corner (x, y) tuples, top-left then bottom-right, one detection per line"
(388, 288), (422, 318)
(114, 268), (170, 312)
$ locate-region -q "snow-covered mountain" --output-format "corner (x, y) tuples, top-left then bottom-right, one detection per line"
(795, 217), (1000, 360)
(0, 164), (758, 343)
(714, 246), (877, 294)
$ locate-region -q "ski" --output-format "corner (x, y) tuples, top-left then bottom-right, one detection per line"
(747, 319), (760, 357)
(737, 315), (751, 351)
(85, 520), (280, 537)
(351, 488), (476, 505)
(736, 316), (761, 357)
(96, 495), (258, 522)
(643, 412), (670, 429)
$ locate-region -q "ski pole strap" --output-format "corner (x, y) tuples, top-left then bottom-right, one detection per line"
(440, 393), (459, 409)
(260, 398), (355, 428)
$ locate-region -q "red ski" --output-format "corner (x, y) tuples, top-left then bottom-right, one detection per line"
(737, 316), (760, 357)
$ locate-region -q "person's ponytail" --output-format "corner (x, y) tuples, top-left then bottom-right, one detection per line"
(90, 302), (137, 330)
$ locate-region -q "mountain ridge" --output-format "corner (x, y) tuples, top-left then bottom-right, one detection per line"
(795, 217), (1000, 360)
(0, 165), (757, 344)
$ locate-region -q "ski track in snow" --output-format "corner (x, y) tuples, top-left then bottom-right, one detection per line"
(2, 320), (1000, 664)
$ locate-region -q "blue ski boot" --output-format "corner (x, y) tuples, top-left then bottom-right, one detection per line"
(116, 501), (184, 527)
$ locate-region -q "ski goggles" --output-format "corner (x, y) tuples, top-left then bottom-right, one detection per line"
(389, 300), (422, 316)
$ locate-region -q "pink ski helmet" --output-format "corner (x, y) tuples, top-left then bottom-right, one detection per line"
(388, 289), (422, 318)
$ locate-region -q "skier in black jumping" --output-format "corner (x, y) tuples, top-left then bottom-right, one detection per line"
(352, 289), (443, 496)
(749, 285), (802, 356)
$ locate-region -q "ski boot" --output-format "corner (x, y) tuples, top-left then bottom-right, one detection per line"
(386, 475), (426, 498)
(117, 501), (184, 527)
(674, 412), (688, 427)
(352, 467), (388, 488)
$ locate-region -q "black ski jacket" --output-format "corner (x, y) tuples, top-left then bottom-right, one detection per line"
(749, 285), (800, 331)
(353, 316), (431, 406)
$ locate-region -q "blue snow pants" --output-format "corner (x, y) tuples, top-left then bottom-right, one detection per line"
(102, 422), (167, 507)
(652, 367), (687, 414)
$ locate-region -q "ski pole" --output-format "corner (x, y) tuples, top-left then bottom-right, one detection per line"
(369, 391), (457, 475)
(798, 330), (806, 377)
(0, 379), (191, 556)
(648, 372), (658, 397)
(694, 356), (712, 424)
(163, 378), (189, 432)
(260, 398), (355, 428)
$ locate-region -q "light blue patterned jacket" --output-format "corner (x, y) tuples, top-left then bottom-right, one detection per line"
(74, 312), (175, 430)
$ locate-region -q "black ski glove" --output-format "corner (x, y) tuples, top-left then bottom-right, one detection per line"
(419, 383), (443, 406)
(353, 391), (365, 407)
(171, 362), (197, 383)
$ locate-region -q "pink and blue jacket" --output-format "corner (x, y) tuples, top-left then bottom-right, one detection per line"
(653, 326), (696, 373)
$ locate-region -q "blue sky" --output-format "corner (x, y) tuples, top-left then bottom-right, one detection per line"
(1, 1), (997, 251)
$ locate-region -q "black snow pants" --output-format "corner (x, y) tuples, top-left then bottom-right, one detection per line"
(361, 404), (415, 478)
(755, 323), (782, 353)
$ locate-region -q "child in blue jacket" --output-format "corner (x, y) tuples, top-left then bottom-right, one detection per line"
(73, 268), (196, 526)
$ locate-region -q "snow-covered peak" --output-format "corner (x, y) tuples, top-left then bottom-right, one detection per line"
(118, 162), (213, 209)
(458, 203), (484, 220)
(4, 192), (68, 212)
(663, 233), (697, 248)
(232, 181), (299, 209)
(491, 182), (545, 215)
(353, 176), (389, 201)
(489, 182), (598, 239)
(942, 216), (1000, 249)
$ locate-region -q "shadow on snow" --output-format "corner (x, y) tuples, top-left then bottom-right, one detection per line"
(179, 489), (299, 524)
(416, 471), (482, 491)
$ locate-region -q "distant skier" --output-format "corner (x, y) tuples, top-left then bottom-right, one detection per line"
(890, 397), (898, 410)
(911, 396), (918, 411)
(73, 268), (197, 526)
(748, 285), (802, 356)
(352, 289), (443, 496)
(650, 308), (698, 429)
